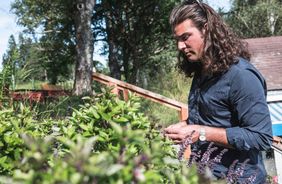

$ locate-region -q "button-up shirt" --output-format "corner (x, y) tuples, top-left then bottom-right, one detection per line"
(188, 58), (273, 183)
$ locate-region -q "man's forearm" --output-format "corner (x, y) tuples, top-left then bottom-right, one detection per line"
(203, 126), (232, 148)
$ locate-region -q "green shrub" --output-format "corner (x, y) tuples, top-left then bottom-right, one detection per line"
(0, 104), (43, 174)
(0, 88), (198, 184)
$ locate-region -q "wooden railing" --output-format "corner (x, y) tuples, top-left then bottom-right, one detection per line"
(92, 72), (188, 121)
(11, 89), (70, 106)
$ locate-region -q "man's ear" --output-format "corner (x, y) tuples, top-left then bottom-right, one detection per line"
(202, 23), (208, 35)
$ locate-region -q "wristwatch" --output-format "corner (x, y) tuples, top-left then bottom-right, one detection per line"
(199, 128), (206, 141)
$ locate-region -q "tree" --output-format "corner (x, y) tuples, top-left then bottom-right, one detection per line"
(73, 0), (96, 95)
(11, 0), (76, 84)
(1, 35), (19, 93)
(11, 0), (95, 95)
(226, 0), (282, 38)
(17, 34), (45, 83)
(94, 0), (180, 86)
(11, 0), (180, 94)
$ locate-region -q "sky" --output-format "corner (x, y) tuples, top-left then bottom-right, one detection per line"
(0, 0), (23, 68)
(0, 0), (232, 69)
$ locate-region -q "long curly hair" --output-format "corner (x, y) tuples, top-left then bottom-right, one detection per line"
(169, 1), (251, 77)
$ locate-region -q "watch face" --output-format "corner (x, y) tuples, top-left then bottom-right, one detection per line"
(199, 128), (206, 141)
(199, 135), (206, 141)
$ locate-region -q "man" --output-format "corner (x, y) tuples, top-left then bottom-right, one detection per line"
(164, 1), (273, 183)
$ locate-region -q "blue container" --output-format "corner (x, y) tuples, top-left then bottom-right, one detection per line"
(268, 102), (282, 136)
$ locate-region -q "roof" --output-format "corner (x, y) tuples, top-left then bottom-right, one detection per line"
(244, 36), (282, 90)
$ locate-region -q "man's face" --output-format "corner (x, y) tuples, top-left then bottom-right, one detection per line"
(174, 19), (205, 62)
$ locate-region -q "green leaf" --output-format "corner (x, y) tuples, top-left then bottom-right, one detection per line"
(99, 112), (111, 121)
(91, 109), (100, 119)
(0, 156), (7, 164)
(144, 170), (162, 182)
(13, 169), (34, 180)
(106, 164), (124, 176)
(79, 123), (89, 131)
(99, 131), (109, 141)
(109, 121), (123, 135)
(71, 173), (82, 184)
(113, 117), (128, 123)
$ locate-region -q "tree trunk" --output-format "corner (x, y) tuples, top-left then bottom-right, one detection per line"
(123, 45), (130, 81)
(73, 0), (95, 96)
(108, 39), (121, 80)
(105, 6), (121, 80)
(128, 58), (139, 85)
(268, 11), (277, 35)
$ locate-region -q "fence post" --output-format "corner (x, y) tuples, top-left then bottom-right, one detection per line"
(123, 89), (129, 101)
(108, 82), (119, 96)
(179, 106), (190, 160)
(179, 106), (188, 121)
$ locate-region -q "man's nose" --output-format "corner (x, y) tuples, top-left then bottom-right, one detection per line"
(177, 41), (186, 50)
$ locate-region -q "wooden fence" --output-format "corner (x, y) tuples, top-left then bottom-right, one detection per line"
(92, 72), (188, 121)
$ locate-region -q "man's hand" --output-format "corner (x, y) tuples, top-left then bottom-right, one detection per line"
(164, 121), (200, 144)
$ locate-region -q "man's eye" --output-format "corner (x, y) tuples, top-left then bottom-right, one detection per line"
(174, 34), (190, 42)
(177, 35), (189, 42)
(180, 35), (189, 41)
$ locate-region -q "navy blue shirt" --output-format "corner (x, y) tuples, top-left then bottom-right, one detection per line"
(188, 58), (273, 183)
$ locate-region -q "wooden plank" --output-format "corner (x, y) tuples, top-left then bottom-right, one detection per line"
(11, 89), (70, 103)
(93, 72), (188, 116)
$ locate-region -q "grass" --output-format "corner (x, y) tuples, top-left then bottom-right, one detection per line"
(14, 80), (43, 90)
(141, 99), (180, 128)
(14, 80), (73, 90)
(142, 69), (192, 127)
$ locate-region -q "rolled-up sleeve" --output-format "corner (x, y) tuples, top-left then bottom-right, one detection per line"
(226, 69), (273, 151)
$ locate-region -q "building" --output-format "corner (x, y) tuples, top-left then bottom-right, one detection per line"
(245, 36), (282, 91)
